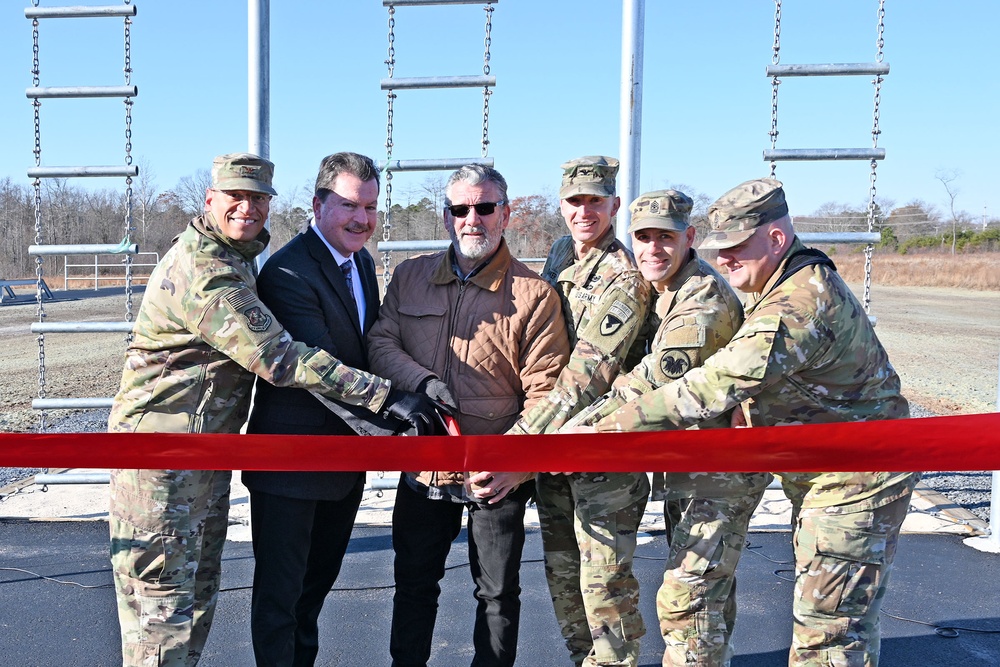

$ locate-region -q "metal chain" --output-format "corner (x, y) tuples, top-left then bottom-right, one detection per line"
(481, 4), (493, 158)
(768, 0), (781, 178)
(31, 15), (46, 429)
(862, 0), (886, 315)
(381, 5), (396, 293)
(123, 14), (135, 327)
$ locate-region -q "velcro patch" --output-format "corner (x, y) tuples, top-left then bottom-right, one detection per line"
(659, 349), (692, 379)
(607, 299), (635, 323)
(600, 314), (623, 336)
(242, 305), (272, 332)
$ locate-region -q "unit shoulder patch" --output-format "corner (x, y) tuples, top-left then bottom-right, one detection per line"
(660, 349), (692, 379)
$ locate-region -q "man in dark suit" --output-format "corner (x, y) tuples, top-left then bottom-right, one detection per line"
(244, 152), (396, 666)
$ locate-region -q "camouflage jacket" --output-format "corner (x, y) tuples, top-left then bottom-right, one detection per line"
(565, 250), (752, 498)
(108, 214), (391, 435)
(512, 227), (651, 434)
(593, 238), (916, 509)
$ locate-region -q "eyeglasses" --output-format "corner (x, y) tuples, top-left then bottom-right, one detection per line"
(445, 200), (506, 218)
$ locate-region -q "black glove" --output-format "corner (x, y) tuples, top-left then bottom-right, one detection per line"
(382, 388), (439, 436)
(417, 377), (458, 415)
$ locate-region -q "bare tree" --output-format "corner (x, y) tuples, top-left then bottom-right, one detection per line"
(165, 169), (213, 216)
(132, 156), (159, 247)
(936, 169), (961, 255)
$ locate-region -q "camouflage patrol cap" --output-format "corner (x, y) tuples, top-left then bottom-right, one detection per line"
(559, 156), (619, 199)
(627, 189), (694, 233)
(699, 177), (788, 250)
(211, 153), (277, 196)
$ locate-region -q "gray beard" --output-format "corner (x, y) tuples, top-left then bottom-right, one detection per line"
(449, 227), (501, 264)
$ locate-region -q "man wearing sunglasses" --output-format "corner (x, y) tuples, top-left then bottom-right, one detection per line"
(107, 153), (438, 667)
(473, 156), (651, 667)
(368, 164), (570, 667)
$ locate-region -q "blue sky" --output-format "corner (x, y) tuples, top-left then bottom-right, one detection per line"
(1, 1), (997, 222)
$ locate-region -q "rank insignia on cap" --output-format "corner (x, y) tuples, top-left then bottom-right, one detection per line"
(649, 200), (660, 214)
(243, 306), (272, 332)
(660, 350), (691, 379)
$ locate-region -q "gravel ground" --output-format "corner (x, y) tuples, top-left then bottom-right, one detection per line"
(1, 284), (998, 522)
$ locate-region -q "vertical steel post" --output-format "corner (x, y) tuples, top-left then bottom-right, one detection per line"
(990, 353), (1000, 547)
(968, 348), (1000, 552)
(249, 0), (271, 269)
(616, 0), (644, 247)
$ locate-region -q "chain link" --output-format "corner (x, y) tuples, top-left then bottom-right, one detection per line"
(768, 0), (781, 178)
(31, 15), (46, 429)
(481, 4), (493, 158)
(862, 0), (887, 316)
(123, 15), (135, 327)
(381, 6), (396, 293)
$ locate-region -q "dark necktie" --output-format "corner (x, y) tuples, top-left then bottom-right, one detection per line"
(340, 259), (356, 304)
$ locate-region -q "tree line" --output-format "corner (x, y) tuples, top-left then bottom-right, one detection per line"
(1, 172), (996, 282)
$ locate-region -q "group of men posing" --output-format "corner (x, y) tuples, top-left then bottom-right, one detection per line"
(107, 150), (917, 667)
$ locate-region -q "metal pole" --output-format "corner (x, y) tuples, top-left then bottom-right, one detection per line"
(967, 348), (1000, 553)
(991, 354), (1000, 546)
(249, 0), (271, 270)
(617, 0), (644, 247)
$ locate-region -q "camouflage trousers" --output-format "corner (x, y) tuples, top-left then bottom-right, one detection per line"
(789, 490), (913, 667)
(535, 472), (650, 667)
(109, 469), (232, 667)
(658, 473), (771, 667)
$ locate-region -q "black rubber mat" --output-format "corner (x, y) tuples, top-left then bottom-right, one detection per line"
(0, 521), (997, 666)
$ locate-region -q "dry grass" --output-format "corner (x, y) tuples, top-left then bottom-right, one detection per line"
(826, 251), (1000, 291)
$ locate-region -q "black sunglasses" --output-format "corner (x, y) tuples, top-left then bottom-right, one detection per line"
(445, 200), (506, 218)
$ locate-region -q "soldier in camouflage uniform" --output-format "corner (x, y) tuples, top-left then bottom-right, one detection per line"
(484, 157), (651, 667)
(107, 153), (437, 667)
(564, 190), (771, 667)
(586, 178), (918, 667)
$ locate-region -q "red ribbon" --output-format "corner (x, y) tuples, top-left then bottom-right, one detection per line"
(1, 413), (997, 472)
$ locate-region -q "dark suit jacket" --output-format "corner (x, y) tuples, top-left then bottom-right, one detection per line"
(243, 227), (380, 501)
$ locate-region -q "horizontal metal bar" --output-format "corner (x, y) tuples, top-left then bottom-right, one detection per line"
(377, 157), (494, 172)
(381, 76), (495, 90)
(378, 240), (451, 252)
(369, 476), (400, 490)
(28, 165), (139, 179)
(384, 0), (497, 6)
(763, 148), (885, 162)
(26, 85), (137, 99)
(25, 5), (137, 18)
(797, 232), (881, 244)
(30, 243), (138, 255)
(35, 473), (110, 485)
(33, 397), (114, 409)
(32, 321), (134, 333)
(766, 62), (890, 77)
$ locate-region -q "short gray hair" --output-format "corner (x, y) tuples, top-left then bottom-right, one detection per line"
(444, 164), (509, 205)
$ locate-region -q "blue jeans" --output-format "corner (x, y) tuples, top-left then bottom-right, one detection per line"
(389, 478), (534, 667)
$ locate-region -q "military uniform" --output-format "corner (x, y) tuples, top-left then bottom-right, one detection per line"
(568, 191), (770, 667)
(107, 155), (391, 667)
(511, 157), (651, 667)
(593, 179), (918, 667)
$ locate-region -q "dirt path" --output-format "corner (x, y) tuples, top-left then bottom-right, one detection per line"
(0, 284), (998, 433)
